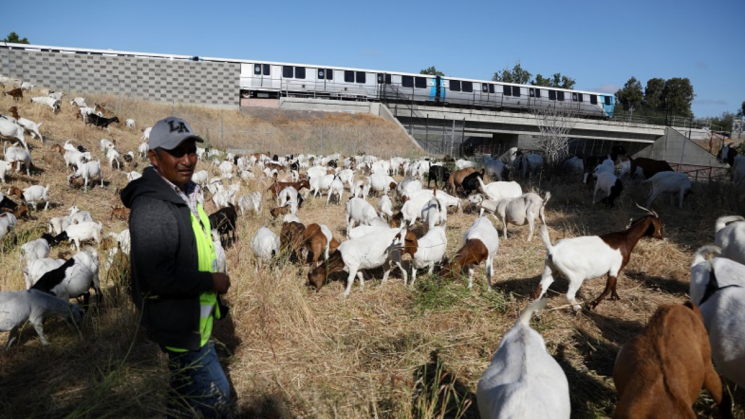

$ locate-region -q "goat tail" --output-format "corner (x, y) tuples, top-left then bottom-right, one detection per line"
(540, 223), (553, 252)
(691, 245), (721, 268)
(518, 299), (548, 327)
(714, 215), (745, 234)
(540, 192), (552, 225)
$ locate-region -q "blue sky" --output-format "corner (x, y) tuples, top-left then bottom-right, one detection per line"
(3, 0), (743, 118)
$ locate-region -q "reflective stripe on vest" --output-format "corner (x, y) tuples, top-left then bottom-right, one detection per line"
(166, 203), (219, 352)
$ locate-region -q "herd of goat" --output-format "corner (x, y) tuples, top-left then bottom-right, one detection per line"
(1, 81), (745, 417)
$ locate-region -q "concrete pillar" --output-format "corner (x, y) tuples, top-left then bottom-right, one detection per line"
(489, 133), (519, 155)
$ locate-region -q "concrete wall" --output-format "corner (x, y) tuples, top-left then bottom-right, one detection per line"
(0, 48), (240, 108)
(635, 127), (725, 167)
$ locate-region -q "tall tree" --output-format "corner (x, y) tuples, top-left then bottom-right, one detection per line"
(738, 100), (745, 118)
(2, 32), (29, 44)
(531, 74), (551, 87)
(662, 77), (694, 117)
(550, 73), (575, 89)
(492, 61), (532, 85)
(644, 78), (666, 112)
(420, 66), (445, 77)
(615, 77), (644, 111)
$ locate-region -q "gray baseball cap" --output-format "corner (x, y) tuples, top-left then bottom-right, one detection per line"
(149, 117), (204, 150)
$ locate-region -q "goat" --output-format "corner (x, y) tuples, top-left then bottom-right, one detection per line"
(629, 157), (673, 180)
(427, 165), (450, 189)
(377, 194), (393, 220)
(106, 147), (121, 169)
(16, 117), (43, 143)
(613, 301), (731, 419)
(397, 226), (447, 286)
(302, 223), (340, 267)
(2, 88), (23, 101)
(307, 227), (406, 295)
(494, 192), (551, 241)
(643, 171), (691, 208)
(420, 189), (447, 232)
(513, 151), (543, 178)
(279, 221), (306, 262)
(717, 143), (739, 167)
(4, 145), (31, 176)
(0, 119), (27, 150)
(29, 97), (61, 113)
(22, 257), (66, 290)
(20, 237), (51, 269)
(31, 248), (102, 306)
(211, 230), (227, 274)
(477, 299), (570, 419)
(67, 160), (103, 191)
(714, 215), (745, 265)
(0, 290), (84, 350)
(86, 114), (120, 133)
(125, 118), (136, 129)
(237, 192), (262, 216)
(250, 227), (280, 268)
(592, 171), (623, 207)
(208, 204), (238, 246)
(439, 216), (499, 290)
(368, 173), (396, 196)
(531, 212), (664, 310)
(64, 221), (103, 251)
(17, 184), (50, 211)
(346, 197), (380, 234)
(447, 167), (477, 196)
(110, 206), (129, 221)
(326, 175), (344, 206)
(476, 177), (523, 202)
(690, 245), (745, 388)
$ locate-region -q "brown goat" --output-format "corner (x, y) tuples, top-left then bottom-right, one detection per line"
(269, 205), (292, 218)
(613, 302), (732, 419)
(303, 223), (341, 267)
(0, 204), (29, 220)
(110, 206), (129, 221)
(267, 178), (311, 198)
(438, 239), (489, 281)
(307, 250), (346, 291)
(2, 88), (23, 101)
(628, 157), (673, 180)
(50, 144), (64, 154)
(8, 106), (20, 120)
(447, 167), (477, 195)
(6, 186), (24, 200)
(279, 221), (306, 262)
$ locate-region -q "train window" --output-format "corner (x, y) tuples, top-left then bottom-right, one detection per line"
(356, 72), (366, 83)
(263, 64), (270, 75)
(534, 88), (541, 98)
(590, 95), (598, 104)
(318, 68), (332, 80)
(385, 74), (391, 84)
(462, 81), (473, 92)
(282, 66), (293, 78)
(254, 64), (262, 75)
(604, 96), (612, 106)
(489, 84), (495, 94)
(548, 90), (556, 100)
(450, 80), (461, 92)
(415, 77), (427, 88)
(402, 76), (413, 87)
(344, 71), (354, 83)
(513, 87), (520, 97)
(572, 92), (578, 101)
(295, 67), (306, 79)
(482, 84), (488, 93)
(557, 91), (565, 101)
(326, 69), (333, 80)
(529, 88), (535, 97)
(577, 93), (583, 102)
(503, 85), (512, 96)
(377, 73), (384, 84)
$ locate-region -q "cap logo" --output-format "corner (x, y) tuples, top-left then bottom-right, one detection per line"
(167, 120), (190, 134)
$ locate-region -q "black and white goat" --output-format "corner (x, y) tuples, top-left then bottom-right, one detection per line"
(31, 248), (101, 306)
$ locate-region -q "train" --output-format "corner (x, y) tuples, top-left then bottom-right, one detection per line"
(240, 61), (616, 118)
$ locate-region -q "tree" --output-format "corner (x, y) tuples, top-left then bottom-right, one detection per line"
(492, 61), (532, 85)
(662, 77), (694, 117)
(738, 100), (745, 118)
(643, 78), (666, 112)
(709, 112), (735, 133)
(531, 104), (579, 164)
(615, 77), (643, 111)
(550, 73), (575, 89)
(420, 66), (445, 77)
(2, 32), (29, 44)
(531, 74), (551, 87)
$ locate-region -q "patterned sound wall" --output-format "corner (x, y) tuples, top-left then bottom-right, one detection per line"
(0, 47), (240, 108)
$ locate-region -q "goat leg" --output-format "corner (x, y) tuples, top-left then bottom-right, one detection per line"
(590, 275), (618, 309)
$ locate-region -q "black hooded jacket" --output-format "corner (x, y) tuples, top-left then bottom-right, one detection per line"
(121, 166), (224, 351)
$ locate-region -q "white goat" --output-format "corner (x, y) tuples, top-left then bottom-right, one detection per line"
(0, 119), (27, 150)
(4, 145), (31, 175)
(250, 227), (280, 268)
(477, 177), (523, 202)
(125, 119), (136, 129)
(421, 192), (447, 232)
(476, 299), (570, 419)
(20, 238), (51, 268)
(494, 192), (551, 241)
(0, 290), (84, 350)
(20, 184), (50, 210)
(106, 147), (121, 169)
(643, 171), (691, 208)
(238, 192), (262, 216)
(64, 221), (103, 251)
(399, 226), (447, 286)
(369, 173), (396, 195)
(714, 215), (745, 265)
(345, 198), (380, 234)
(16, 118), (43, 143)
(29, 97), (60, 113)
(211, 230), (227, 274)
(690, 245), (745, 387)
(138, 142), (149, 159)
(70, 97), (88, 108)
(378, 194), (393, 220)
(31, 248), (101, 305)
(67, 160), (103, 190)
(326, 175), (344, 206)
(592, 171), (624, 207)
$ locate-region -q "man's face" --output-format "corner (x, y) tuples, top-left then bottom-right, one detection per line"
(148, 138), (198, 190)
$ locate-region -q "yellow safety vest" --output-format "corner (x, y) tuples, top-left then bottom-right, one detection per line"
(166, 203), (220, 352)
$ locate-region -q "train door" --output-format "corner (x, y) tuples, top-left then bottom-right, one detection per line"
(317, 67), (334, 94)
(433, 76), (445, 103)
(600, 95), (615, 117)
(252, 63), (271, 89)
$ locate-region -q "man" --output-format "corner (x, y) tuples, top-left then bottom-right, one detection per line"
(121, 117), (231, 418)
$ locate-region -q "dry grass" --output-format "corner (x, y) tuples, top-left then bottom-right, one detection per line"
(1, 91), (744, 418)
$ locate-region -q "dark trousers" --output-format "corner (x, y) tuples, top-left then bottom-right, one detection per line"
(166, 341), (230, 418)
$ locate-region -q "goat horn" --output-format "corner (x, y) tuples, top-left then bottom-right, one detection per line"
(635, 203), (658, 218)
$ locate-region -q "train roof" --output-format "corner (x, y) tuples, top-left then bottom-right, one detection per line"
(1, 42), (612, 96)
